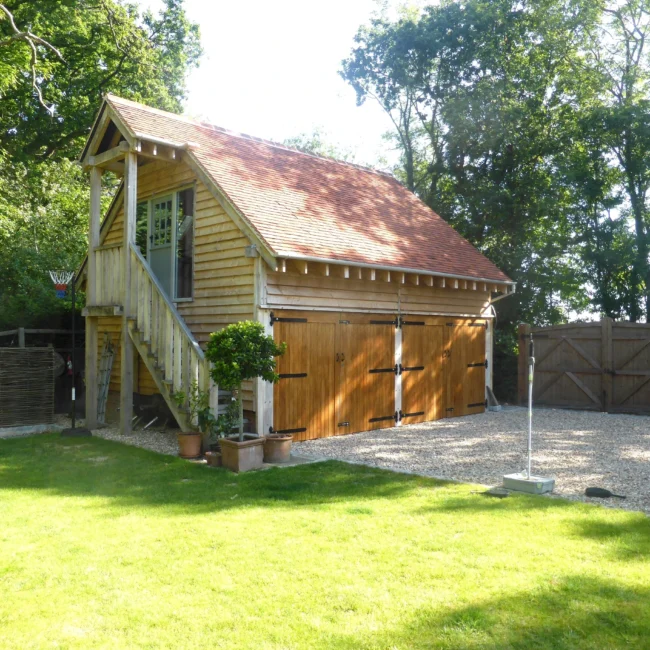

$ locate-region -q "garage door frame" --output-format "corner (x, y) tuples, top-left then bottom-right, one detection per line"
(267, 309), (488, 440)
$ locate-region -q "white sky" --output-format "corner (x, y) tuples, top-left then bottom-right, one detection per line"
(137, 0), (407, 167)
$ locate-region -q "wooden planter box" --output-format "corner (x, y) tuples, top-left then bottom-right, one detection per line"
(220, 435), (265, 473)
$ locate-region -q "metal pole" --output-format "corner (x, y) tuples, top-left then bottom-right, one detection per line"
(71, 279), (76, 430)
(527, 333), (534, 478)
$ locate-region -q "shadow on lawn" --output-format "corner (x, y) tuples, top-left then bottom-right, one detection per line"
(330, 575), (650, 650)
(0, 434), (433, 514)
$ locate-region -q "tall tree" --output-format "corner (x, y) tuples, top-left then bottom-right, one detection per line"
(582, 1), (650, 320)
(342, 0), (602, 398)
(0, 0), (201, 329)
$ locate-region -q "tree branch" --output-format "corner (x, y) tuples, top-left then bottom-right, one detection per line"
(0, 3), (65, 113)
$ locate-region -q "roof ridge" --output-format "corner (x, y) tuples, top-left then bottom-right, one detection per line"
(105, 93), (395, 180)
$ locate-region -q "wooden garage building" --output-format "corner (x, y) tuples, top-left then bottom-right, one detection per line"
(78, 95), (515, 439)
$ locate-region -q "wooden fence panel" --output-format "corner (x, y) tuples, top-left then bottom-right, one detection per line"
(0, 348), (55, 426)
(611, 322), (650, 413)
(519, 318), (650, 414)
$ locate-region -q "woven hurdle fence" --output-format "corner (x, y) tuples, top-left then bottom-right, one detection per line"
(519, 318), (650, 414)
(0, 348), (56, 426)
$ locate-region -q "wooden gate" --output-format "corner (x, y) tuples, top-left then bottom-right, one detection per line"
(610, 321), (650, 413)
(519, 318), (650, 414)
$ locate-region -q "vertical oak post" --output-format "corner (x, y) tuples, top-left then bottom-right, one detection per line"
(120, 151), (137, 434)
(601, 316), (613, 413)
(85, 167), (102, 429)
(485, 317), (494, 391)
(517, 323), (531, 406)
(394, 317), (402, 424)
(17, 327), (25, 348)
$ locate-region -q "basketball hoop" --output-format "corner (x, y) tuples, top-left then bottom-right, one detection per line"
(47, 268), (90, 437)
(49, 270), (74, 298)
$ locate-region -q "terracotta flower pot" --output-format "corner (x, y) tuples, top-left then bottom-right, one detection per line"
(177, 432), (202, 459)
(205, 451), (222, 467)
(220, 435), (265, 473)
(263, 434), (293, 463)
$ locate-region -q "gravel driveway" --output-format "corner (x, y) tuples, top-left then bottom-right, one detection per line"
(294, 407), (650, 515)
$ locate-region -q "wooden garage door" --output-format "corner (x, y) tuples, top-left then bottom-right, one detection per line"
(273, 311), (486, 439)
(273, 314), (337, 441)
(337, 314), (397, 433)
(400, 317), (445, 424)
(445, 319), (487, 417)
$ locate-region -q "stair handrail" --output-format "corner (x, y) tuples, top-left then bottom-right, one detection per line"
(130, 242), (204, 360)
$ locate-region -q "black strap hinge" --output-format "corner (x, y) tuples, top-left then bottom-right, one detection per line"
(401, 410), (425, 418)
(401, 365), (424, 372)
(270, 311), (308, 327)
(269, 426), (307, 435)
(369, 318), (399, 327)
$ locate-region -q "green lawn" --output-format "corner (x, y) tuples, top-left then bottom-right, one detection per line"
(0, 436), (649, 649)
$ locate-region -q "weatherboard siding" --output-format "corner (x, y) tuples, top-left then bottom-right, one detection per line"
(99, 158), (256, 410)
(264, 271), (491, 316)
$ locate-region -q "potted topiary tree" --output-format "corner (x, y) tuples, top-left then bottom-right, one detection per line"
(205, 321), (285, 472)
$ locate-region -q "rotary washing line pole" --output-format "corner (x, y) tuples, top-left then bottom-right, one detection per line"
(527, 333), (534, 479)
(502, 330), (554, 494)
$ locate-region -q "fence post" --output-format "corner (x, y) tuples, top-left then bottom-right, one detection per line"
(518, 323), (531, 406)
(601, 317), (613, 413)
(18, 327), (25, 348)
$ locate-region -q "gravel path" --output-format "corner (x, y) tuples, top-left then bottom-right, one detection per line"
(294, 407), (650, 515)
(92, 425), (180, 456)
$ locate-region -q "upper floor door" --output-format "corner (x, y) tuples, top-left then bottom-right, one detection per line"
(135, 187), (194, 302)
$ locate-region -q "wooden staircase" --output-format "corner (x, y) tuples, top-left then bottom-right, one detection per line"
(127, 244), (210, 430)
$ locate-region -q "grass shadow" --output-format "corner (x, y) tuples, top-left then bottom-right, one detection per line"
(328, 575), (650, 649)
(0, 434), (437, 515)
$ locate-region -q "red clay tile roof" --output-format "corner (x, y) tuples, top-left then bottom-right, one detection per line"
(105, 95), (511, 283)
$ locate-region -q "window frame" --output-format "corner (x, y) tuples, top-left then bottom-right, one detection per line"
(138, 183), (196, 303)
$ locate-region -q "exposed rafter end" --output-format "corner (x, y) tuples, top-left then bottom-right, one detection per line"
(296, 260), (308, 275)
(136, 139), (178, 163)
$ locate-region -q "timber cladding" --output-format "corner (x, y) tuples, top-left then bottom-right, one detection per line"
(266, 269), (491, 316)
(0, 348), (55, 426)
(99, 158), (255, 412)
(272, 310), (487, 441)
(519, 318), (650, 414)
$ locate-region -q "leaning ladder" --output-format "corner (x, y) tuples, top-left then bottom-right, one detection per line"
(97, 333), (115, 424)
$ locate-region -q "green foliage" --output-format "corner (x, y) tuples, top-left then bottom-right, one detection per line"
(206, 321), (285, 440)
(213, 398), (240, 440)
(171, 380), (212, 434)
(0, 0), (201, 330)
(341, 0), (650, 398)
(0, 0), (202, 161)
(206, 321), (286, 390)
(0, 156), (91, 329)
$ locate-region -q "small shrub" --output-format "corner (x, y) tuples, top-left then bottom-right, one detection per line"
(205, 321), (285, 441)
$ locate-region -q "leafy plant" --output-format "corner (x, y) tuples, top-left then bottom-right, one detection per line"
(213, 398), (240, 440)
(171, 380), (212, 434)
(205, 321), (286, 441)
